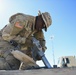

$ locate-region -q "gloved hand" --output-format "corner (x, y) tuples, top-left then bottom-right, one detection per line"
(10, 40), (18, 47)
(31, 45), (42, 61)
(39, 39), (47, 52)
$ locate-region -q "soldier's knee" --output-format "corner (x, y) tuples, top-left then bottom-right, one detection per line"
(5, 54), (20, 70)
(0, 58), (11, 70)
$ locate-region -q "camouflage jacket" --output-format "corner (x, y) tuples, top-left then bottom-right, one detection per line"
(2, 13), (46, 52)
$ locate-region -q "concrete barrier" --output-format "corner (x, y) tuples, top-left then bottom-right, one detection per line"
(0, 67), (76, 75)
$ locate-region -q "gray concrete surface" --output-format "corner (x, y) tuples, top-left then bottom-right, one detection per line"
(0, 67), (76, 75)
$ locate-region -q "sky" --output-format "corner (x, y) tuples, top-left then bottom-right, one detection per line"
(0, 0), (76, 67)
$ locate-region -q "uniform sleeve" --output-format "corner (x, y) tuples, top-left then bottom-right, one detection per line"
(2, 22), (26, 44)
(34, 30), (47, 52)
(2, 13), (27, 44)
(2, 24), (16, 42)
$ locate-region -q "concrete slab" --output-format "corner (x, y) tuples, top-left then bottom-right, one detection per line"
(0, 67), (76, 75)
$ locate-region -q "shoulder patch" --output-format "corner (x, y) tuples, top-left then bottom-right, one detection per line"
(15, 21), (23, 29)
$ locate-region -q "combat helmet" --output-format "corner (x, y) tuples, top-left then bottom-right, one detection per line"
(38, 10), (52, 31)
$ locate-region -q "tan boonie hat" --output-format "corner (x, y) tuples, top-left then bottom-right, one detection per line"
(38, 10), (52, 31)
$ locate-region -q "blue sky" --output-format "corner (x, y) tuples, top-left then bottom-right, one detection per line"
(0, 0), (76, 67)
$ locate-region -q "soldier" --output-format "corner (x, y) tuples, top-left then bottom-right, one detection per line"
(0, 11), (52, 70)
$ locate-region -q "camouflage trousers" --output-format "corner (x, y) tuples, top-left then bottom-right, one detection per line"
(0, 39), (39, 70)
(0, 54), (20, 70)
(0, 38), (20, 70)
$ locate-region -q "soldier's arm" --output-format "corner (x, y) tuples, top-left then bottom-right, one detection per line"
(2, 22), (26, 44)
(2, 13), (26, 44)
(2, 24), (16, 41)
(34, 30), (47, 52)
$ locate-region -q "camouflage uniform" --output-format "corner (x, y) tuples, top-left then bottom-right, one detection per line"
(0, 13), (46, 70)
(0, 34), (20, 70)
